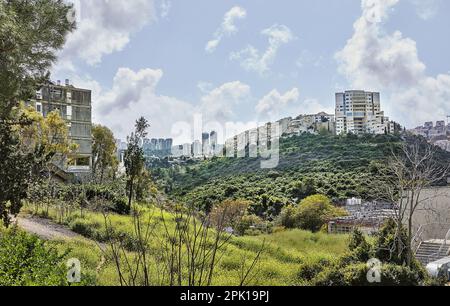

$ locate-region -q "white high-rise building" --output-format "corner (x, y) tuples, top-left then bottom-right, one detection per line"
(335, 90), (391, 135)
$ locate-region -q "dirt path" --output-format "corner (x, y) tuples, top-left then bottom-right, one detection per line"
(13, 215), (107, 273)
(13, 216), (84, 241)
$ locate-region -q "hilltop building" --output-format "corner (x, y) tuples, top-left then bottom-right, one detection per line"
(411, 120), (450, 152)
(283, 112), (336, 136)
(27, 79), (93, 178)
(335, 90), (397, 135)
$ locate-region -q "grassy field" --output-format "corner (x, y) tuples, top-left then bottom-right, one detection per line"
(20, 205), (350, 286)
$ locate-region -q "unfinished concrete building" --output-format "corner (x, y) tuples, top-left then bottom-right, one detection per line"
(28, 79), (93, 178)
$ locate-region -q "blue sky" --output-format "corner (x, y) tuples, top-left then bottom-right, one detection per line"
(54, 0), (450, 143)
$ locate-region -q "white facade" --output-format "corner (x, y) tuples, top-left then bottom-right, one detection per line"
(335, 90), (392, 135)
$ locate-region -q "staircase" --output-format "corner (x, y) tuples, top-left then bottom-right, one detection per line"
(415, 240), (450, 266)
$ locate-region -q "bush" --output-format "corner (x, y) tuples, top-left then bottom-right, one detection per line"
(112, 197), (130, 215)
(278, 195), (347, 232)
(311, 263), (425, 286)
(305, 224), (433, 286)
(298, 257), (333, 282)
(209, 199), (251, 229)
(0, 229), (67, 286)
(235, 214), (264, 236)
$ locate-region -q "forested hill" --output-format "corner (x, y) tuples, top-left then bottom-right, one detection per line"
(152, 133), (449, 219)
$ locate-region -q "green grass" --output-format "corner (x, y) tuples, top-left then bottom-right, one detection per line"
(20, 204), (350, 286)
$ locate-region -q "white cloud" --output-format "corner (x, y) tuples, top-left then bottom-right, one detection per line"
(58, 0), (156, 67)
(160, 0), (172, 19)
(256, 88), (299, 120)
(335, 0), (450, 127)
(230, 24), (295, 75)
(91, 68), (194, 142)
(86, 68), (252, 143)
(296, 50), (325, 68)
(411, 0), (440, 20)
(205, 6), (247, 53)
(199, 81), (251, 123)
(298, 98), (334, 115)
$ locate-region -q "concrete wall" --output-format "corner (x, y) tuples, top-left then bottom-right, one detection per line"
(410, 187), (450, 240)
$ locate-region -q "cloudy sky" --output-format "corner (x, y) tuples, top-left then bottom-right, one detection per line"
(53, 0), (450, 144)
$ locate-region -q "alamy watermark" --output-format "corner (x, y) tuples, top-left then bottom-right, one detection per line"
(67, 258), (81, 283)
(366, 258), (382, 283)
(170, 114), (280, 169)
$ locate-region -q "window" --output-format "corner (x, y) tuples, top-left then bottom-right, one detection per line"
(67, 105), (72, 120)
(36, 102), (42, 114)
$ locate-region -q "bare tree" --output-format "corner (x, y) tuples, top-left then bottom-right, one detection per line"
(375, 138), (450, 266)
(102, 203), (265, 286)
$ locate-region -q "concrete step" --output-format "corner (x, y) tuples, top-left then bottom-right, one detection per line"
(415, 241), (450, 265)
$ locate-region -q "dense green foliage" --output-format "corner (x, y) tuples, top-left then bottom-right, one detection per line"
(153, 134), (403, 217)
(303, 221), (436, 286)
(0, 0), (74, 226)
(0, 229), (68, 286)
(23, 204), (349, 285)
(124, 117), (150, 209)
(278, 195), (347, 232)
(92, 124), (119, 183)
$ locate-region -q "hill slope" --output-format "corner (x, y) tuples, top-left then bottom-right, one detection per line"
(154, 134), (407, 217)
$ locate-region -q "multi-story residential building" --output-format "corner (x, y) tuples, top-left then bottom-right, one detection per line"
(171, 145), (184, 158)
(210, 131), (218, 153)
(182, 143), (192, 157)
(282, 112), (336, 136)
(411, 120), (450, 152)
(143, 138), (173, 157)
(202, 132), (210, 156)
(28, 80), (92, 176)
(192, 140), (203, 157)
(335, 90), (393, 135)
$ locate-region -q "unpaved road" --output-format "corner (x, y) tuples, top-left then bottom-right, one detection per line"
(13, 215), (85, 241)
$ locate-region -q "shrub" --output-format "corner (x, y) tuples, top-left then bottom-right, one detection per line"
(311, 263), (425, 286)
(278, 195), (346, 232)
(209, 199), (251, 229)
(235, 215), (264, 236)
(297, 257), (333, 282)
(0, 229), (67, 286)
(112, 197), (130, 215)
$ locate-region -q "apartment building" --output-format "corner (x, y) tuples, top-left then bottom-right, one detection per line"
(411, 120), (450, 152)
(335, 90), (392, 135)
(28, 80), (92, 175)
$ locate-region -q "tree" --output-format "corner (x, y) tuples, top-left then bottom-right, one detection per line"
(124, 117), (149, 209)
(17, 106), (78, 215)
(375, 138), (450, 267)
(278, 194), (347, 232)
(0, 0), (75, 116)
(0, 0), (75, 226)
(209, 199), (251, 230)
(92, 124), (118, 183)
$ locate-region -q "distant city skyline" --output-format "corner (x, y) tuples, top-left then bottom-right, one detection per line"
(52, 0), (450, 143)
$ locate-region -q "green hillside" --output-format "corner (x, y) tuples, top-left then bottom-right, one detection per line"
(153, 133), (403, 217)
(16, 205), (349, 286)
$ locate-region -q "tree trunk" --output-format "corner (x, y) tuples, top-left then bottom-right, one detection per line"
(407, 211), (414, 267)
(128, 176), (134, 210)
(100, 167), (104, 184)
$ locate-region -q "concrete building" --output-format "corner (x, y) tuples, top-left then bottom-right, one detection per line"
(335, 90), (393, 135)
(28, 80), (93, 176)
(210, 131), (218, 154)
(283, 112), (336, 137)
(143, 138), (173, 157)
(192, 140), (202, 157)
(202, 132), (210, 156)
(410, 120), (450, 152)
